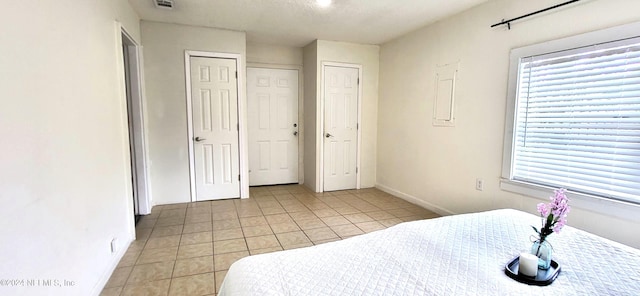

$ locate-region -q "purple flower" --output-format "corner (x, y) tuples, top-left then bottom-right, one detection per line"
(553, 219), (566, 233)
(537, 203), (549, 217)
(533, 188), (571, 239)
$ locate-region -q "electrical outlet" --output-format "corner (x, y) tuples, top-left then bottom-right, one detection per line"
(110, 238), (118, 254)
(476, 179), (484, 191)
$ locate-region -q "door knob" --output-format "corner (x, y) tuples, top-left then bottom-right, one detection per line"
(325, 133), (333, 138)
(293, 131), (298, 136)
(194, 136), (206, 142)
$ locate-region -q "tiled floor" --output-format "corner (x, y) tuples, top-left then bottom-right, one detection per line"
(101, 185), (439, 296)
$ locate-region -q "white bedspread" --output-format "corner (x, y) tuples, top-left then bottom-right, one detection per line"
(219, 209), (640, 295)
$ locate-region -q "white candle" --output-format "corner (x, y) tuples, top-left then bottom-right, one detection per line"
(519, 253), (538, 277)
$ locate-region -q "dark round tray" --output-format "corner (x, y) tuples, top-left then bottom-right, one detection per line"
(504, 256), (561, 286)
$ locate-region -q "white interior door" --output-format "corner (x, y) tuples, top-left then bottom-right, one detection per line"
(190, 57), (240, 200)
(247, 68), (299, 186)
(323, 65), (359, 191)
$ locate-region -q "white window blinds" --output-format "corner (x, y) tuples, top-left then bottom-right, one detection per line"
(513, 37), (640, 204)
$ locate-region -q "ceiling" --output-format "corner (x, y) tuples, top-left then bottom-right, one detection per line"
(129, 0), (488, 47)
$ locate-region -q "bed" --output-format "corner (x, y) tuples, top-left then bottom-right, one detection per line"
(219, 209), (640, 295)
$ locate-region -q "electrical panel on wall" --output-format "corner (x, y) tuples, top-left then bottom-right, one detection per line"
(433, 62), (458, 127)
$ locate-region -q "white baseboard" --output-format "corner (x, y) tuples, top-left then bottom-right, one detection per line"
(91, 235), (134, 296)
(375, 183), (456, 216)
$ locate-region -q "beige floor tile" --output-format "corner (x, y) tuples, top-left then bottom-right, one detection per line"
(366, 211), (396, 221)
(137, 246), (178, 264)
(127, 261), (174, 284)
(122, 279), (171, 296)
(343, 213), (374, 224)
(169, 272), (215, 296)
(288, 210), (316, 221)
(256, 200), (281, 208)
(379, 218), (403, 227)
(282, 242), (313, 250)
(387, 208), (415, 218)
(136, 219), (158, 229)
(312, 237), (341, 245)
(104, 266), (132, 288)
(213, 228), (244, 241)
(242, 225), (273, 237)
(246, 235), (280, 250)
(129, 240), (148, 252)
(213, 238), (247, 254)
(211, 205), (236, 213)
(312, 208), (340, 218)
(399, 215), (425, 222)
(183, 222), (213, 234)
(160, 208), (187, 218)
(260, 207), (287, 215)
(214, 251), (249, 271)
(275, 231), (311, 246)
(320, 216), (351, 226)
(173, 255), (214, 278)
(265, 213), (293, 224)
(239, 216), (268, 227)
(304, 202), (331, 210)
(304, 227), (339, 242)
(215, 270), (227, 293)
(162, 204), (188, 210)
(295, 218), (327, 230)
(177, 242), (213, 259)
(355, 205), (381, 212)
(104, 185), (443, 296)
(100, 286), (122, 296)
(155, 216), (185, 227)
(237, 208), (263, 218)
(187, 207), (212, 216)
(189, 201), (213, 208)
(269, 222), (301, 234)
(374, 202), (402, 210)
(117, 249), (142, 268)
(249, 246), (283, 255)
(211, 211), (238, 221)
(282, 204), (308, 212)
(150, 225), (183, 238)
(136, 228), (153, 241)
(333, 207), (360, 215)
(355, 221), (386, 233)
(185, 213), (212, 224)
(330, 224), (364, 238)
(145, 235), (181, 249)
(181, 232), (212, 246)
(212, 219), (241, 230)
(278, 200), (303, 207)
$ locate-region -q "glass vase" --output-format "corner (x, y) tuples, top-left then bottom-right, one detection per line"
(531, 239), (552, 270)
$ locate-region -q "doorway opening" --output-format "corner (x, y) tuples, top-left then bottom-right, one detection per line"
(121, 29), (151, 223)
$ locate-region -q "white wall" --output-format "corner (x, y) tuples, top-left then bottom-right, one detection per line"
(303, 41), (319, 191)
(0, 0), (141, 295)
(142, 21), (246, 205)
(247, 42), (303, 66)
(317, 40), (380, 189)
(377, 0), (640, 248)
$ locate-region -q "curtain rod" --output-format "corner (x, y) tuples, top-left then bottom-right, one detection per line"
(491, 0), (581, 30)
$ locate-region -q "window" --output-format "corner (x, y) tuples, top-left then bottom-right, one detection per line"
(503, 24), (640, 206)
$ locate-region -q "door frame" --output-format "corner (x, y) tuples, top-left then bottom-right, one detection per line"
(247, 64), (304, 185)
(116, 23), (152, 216)
(319, 61), (363, 192)
(184, 50), (248, 201)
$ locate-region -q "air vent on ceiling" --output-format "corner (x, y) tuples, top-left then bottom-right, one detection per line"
(154, 0), (174, 9)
